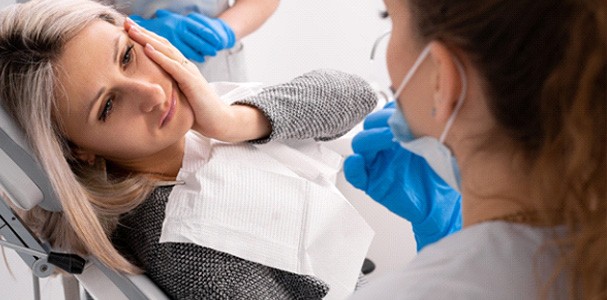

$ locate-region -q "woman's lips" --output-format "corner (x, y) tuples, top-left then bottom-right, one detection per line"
(160, 89), (177, 128)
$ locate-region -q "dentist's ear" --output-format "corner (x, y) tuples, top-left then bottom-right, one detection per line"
(428, 41), (463, 124)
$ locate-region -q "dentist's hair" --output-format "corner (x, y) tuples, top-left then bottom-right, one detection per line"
(0, 0), (153, 273)
(406, 0), (605, 298)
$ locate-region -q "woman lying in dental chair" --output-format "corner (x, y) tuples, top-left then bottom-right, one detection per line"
(0, 0), (378, 298)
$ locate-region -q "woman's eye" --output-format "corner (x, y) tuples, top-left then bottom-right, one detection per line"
(121, 44), (134, 65)
(380, 10), (389, 19)
(99, 98), (113, 122)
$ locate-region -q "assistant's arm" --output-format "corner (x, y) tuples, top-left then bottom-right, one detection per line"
(219, 0), (280, 40)
(233, 69), (378, 143)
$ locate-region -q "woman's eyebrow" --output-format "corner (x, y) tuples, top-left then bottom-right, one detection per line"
(112, 34), (123, 64)
(88, 86), (106, 118)
(87, 33), (124, 120)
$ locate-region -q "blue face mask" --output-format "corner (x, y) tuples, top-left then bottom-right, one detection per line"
(387, 102), (415, 142)
(387, 46), (466, 192)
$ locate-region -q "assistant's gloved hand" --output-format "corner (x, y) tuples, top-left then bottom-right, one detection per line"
(130, 10), (222, 62)
(343, 102), (462, 251)
(187, 13), (236, 51)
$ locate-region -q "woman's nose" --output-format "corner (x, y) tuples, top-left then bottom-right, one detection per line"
(130, 80), (165, 113)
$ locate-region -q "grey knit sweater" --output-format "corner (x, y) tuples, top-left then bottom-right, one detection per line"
(112, 69), (377, 300)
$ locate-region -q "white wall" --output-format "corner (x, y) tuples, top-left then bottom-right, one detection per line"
(244, 0), (392, 86)
(0, 1), (416, 299)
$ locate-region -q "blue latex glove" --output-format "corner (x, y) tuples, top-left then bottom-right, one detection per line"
(343, 102), (462, 251)
(130, 10), (222, 62)
(187, 13), (236, 50)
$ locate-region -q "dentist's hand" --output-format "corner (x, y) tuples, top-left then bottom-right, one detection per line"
(343, 102), (462, 251)
(130, 10), (222, 63)
(125, 19), (270, 142)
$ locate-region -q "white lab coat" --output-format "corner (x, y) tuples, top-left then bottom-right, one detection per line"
(350, 222), (568, 300)
(114, 0), (247, 82)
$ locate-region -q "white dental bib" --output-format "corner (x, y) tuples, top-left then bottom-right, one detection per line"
(160, 83), (375, 300)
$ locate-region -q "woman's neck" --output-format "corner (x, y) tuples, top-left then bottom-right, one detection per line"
(457, 139), (539, 227)
(107, 137), (186, 181)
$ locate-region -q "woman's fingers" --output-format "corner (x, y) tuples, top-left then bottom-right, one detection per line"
(144, 42), (231, 139)
(143, 42), (215, 110)
(123, 18), (232, 140)
(124, 18), (183, 65)
(125, 17), (202, 89)
(129, 26), (170, 55)
(143, 43), (200, 88)
(124, 18), (202, 79)
(124, 18), (170, 46)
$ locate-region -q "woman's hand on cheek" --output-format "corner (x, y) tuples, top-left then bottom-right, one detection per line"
(124, 18), (240, 141)
(124, 19), (271, 142)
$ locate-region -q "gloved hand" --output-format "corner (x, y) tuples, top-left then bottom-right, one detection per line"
(130, 10), (223, 62)
(343, 102), (462, 251)
(187, 13), (236, 51)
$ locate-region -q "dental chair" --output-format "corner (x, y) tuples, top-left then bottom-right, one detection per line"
(0, 105), (169, 300)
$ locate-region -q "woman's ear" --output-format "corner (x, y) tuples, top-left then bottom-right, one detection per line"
(428, 41), (463, 124)
(73, 148), (96, 166)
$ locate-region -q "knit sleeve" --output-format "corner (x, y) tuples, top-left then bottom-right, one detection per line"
(233, 69), (378, 143)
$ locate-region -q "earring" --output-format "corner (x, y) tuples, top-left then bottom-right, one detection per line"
(86, 157), (96, 166)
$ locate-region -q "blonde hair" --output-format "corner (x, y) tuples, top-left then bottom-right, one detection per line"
(0, 0), (155, 274)
(407, 0), (606, 297)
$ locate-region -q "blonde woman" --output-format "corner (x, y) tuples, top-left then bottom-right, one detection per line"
(0, 0), (378, 298)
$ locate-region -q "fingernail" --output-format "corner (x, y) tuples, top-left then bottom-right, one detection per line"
(145, 43), (155, 51)
(126, 17), (138, 26)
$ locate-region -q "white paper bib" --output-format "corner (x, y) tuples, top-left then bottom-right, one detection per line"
(160, 82), (374, 299)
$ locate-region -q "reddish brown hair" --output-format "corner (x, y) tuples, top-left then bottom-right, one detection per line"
(406, 0), (606, 298)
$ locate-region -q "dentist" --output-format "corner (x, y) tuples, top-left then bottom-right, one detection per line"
(348, 0), (606, 298)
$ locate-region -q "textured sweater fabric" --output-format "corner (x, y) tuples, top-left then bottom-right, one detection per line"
(234, 69), (377, 143)
(112, 69), (378, 299)
(113, 186), (331, 300)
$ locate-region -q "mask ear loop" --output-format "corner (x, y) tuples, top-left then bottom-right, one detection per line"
(438, 56), (467, 143)
(392, 45), (432, 100)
